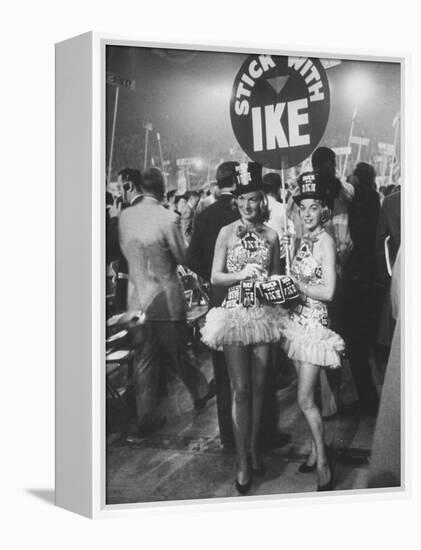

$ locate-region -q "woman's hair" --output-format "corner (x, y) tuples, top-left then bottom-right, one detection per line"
(320, 203), (332, 225)
(166, 189), (177, 201)
(235, 190), (269, 224)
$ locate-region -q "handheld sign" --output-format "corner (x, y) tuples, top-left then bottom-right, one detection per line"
(230, 55), (330, 169)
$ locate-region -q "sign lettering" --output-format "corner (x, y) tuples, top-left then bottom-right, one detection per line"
(230, 55), (330, 169)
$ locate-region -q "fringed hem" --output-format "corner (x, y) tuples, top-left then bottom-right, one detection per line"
(280, 320), (345, 369)
(201, 305), (286, 351)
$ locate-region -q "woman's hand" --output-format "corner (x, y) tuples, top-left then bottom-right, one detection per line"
(281, 233), (292, 247)
(237, 263), (265, 281)
(290, 275), (305, 295)
(107, 198), (122, 218)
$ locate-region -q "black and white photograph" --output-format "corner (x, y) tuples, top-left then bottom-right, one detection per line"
(104, 44), (402, 505)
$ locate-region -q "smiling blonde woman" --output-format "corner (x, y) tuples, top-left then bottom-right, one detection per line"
(281, 171), (345, 492)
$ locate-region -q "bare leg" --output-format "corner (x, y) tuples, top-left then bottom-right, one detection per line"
(250, 344), (270, 469)
(224, 345), (251, 484)
(296, 361), (330, 486)
(293, 361), (316, 468)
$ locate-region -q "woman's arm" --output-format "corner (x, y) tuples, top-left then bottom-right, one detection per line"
(296, 234), (336, 302)
(210, 227), (265, 286)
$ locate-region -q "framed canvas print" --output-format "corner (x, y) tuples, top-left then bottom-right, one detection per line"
(55, 32), (407, 518)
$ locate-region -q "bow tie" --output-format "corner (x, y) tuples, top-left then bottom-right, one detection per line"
(236, 224), (265, 239)
(302, 231), (323, 252)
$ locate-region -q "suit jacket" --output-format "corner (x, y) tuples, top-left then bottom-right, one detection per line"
(376, 190), (401, 280)
(119, 196), (187, 321)
(348, 185), (380, 282)
(186, 193), (239, 307)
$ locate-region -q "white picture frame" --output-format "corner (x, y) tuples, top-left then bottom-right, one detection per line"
(55, 32), (408, 518)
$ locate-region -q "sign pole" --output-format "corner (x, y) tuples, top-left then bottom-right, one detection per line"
(280, 156), (291, 276)
(156, 132), (166, 185)
(107, 86), (119, 185)
(143, 127), (150, 171)
(389, 115), (400, 185)
(356, 142), (362, 163)
(342, 107), (357, 180)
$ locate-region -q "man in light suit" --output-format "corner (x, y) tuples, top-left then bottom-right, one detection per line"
(119, 168), (215, 437)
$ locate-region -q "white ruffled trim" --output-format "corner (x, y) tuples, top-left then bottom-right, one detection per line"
(280, 318), (345, 369)
(201, 305), (286, 351)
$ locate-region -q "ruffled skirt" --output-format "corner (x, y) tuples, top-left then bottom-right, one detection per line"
(280, 307), (345, 369)
(201, 304), (286, 351)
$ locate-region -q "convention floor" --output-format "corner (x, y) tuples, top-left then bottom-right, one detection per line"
(106, 351), (379, 505)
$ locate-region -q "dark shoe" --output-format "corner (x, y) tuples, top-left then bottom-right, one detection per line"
(235, 459), (252, 495)
(317, 478), (334, 491)
(126, 416), (167, 443)
(194, 379), (216, 411)
(298, 460), (317, 473)
(317, 461), (333, 492)
(235, 477), (252, 495)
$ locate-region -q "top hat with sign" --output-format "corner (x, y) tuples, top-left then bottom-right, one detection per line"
(233, 162), (263, 195)
(293, 171), (332, 208)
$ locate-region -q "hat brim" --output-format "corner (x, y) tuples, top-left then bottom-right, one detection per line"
(293, 192), (329, 206)
(233, 183), (264, 196)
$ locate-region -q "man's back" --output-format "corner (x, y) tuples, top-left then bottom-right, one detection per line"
(186, 194), (239, 283)
(376, 189), (401, 278)
(119, 197), (186, 321)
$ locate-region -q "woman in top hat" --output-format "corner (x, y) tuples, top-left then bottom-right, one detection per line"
(201, 162), (282, 494)
(281, 171), (345, 491)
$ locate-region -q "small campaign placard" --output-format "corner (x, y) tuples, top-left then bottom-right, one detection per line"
(280, 275), (299, 301)
(259, 279), (286, 304)
(225, 284), (241, 308)
(240, 231), (266, 252)
(230, 55), (330, 169)
(240, 281), (257, 307)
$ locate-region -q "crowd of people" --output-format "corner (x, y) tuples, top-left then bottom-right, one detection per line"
(106, 146), (401, 496)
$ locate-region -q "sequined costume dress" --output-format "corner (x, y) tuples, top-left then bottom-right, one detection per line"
(281, 236), (345, 368)
(201, 228), (283, 351)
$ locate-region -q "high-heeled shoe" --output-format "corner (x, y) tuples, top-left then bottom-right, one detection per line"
(235, 477), (252, 495)
(298, 460), (317, 473)
(235, 461), (252, 495)
(317, 460), (334, 492)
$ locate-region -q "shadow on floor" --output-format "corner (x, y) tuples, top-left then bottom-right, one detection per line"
(25, 488), (55, 505)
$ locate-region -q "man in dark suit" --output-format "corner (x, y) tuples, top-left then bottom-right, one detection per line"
(376, 187), (401, 351)
(376, 188), (401, 281)
(119, 168), (215, 437)
(186, 162), (239, 448)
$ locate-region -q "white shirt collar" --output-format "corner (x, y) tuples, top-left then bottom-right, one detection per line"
(129, 193), (143, 205)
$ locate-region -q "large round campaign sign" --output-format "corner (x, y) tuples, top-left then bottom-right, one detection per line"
(230, 55), (330, 169)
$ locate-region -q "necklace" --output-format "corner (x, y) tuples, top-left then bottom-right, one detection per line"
(305, 227), (325, 241)
(303, 228), (325, 252)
